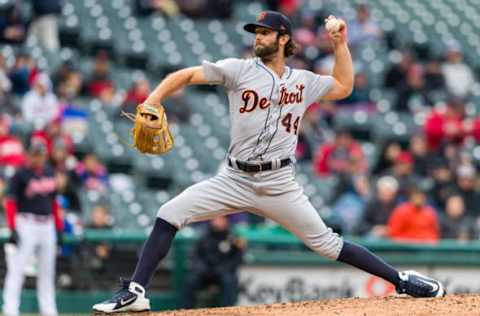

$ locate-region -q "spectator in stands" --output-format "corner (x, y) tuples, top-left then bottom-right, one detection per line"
(84, 205), (113, 274)
(358, 176), (399, 238)
(177, 0), (233, 19)
(313, 50), (335, 76)
(341, 73), (371, 107)
(55, 171), (81, 214)
(424, 96), (467, 152)
(409, 134), (431, 177)
(52, 139), (81, 213)
(182, 216), (244, 309)
(347, 4), (382, 49)
(384, 50), (414, 91)
(443, 141), (476, 173)
(395, 64), (432, 112)
(51, 138), (77, 173)
(0, 172), (6, 212)
(134, 0), (180, 17)
(331, 171), (370, 234)
(440, 194), (473, 240)
(54, 62), (83, 101)
(0, 115), (25, 168)
(206, 0), (233, 19)
(53, 61), (74, 90)
(327, 131), (371, 233)
(467, 115), (480, 147)
(295, 130), (313, 162)
(176, 0), (207, 19)
(387, 185), (440, 243)
(0, 2), (26, 44)
(122, 76), (150, 114)
(75, 153), (109, 192)
(9, 53), (37, 95)
(428, 158), (456, 211)
(274, 0), (301, 17)
(21, 73), (60, 130)
(31, 119), (74, 156)
(86, 51), (114, 98)
(424, 59), (446, 95)
(98, 84), (119, 109)
(383, 151), (419, 199)
(0, 55), (12, 109)
(441, 43), (475, 98)
(373, 141), (401, 175)
(313, 129), (367, 177)
(87, 205), (113, 230)
(455, 165), (480, 219)
(29, 0), (63, 52)
(288, 55), (311, 71)
(299, 103), (329, 147)
(292, 10), (318, 48)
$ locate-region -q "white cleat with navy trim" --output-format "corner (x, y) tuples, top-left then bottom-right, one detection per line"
(92, 279), (150, 313)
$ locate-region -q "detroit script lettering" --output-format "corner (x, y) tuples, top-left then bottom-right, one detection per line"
(239, 84), (305, 113)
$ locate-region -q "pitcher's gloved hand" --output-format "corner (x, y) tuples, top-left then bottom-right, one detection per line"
(122, 103), (174, 155)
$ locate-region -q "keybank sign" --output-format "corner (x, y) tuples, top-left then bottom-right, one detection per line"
(237, 266), (480, 305)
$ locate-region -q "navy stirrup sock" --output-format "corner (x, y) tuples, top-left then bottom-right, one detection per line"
(131, 218), (178, 288)
(337, 241), (399, 286)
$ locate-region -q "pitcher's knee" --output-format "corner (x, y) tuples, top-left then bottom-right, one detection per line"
(156, 204), (184, 229)
(304, 228), (344, 260)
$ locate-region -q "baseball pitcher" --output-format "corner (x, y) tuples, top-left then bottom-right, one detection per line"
(93, 12), (445, 313)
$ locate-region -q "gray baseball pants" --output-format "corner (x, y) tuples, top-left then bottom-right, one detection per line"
(157, 164), (343, 260)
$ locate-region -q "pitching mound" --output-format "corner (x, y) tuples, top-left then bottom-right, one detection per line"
(112, 294), (480, 316)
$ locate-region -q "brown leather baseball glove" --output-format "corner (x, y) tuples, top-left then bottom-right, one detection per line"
(122, 103), (174, 155)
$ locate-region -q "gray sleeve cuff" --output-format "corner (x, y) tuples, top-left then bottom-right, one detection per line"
(202, 60), (223, 85)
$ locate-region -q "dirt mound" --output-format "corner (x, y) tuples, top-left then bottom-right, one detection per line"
(111, 294), (480, 316)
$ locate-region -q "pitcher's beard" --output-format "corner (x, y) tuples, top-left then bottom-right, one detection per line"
(254, 40), (279, 62)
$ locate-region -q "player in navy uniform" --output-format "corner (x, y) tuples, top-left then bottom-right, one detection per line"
(2, 141), (64, 316)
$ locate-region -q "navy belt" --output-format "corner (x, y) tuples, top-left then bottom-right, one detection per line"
(228, 157), (292, 173)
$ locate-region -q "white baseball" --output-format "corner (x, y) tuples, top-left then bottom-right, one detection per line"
(325, 16), (345, 32)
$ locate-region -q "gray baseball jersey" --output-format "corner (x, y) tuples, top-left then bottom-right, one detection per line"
(157, 57), (343, 260)
(202, 57), (334, 161)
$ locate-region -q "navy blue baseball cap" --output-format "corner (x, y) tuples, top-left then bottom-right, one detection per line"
(244, 11), (292, 35)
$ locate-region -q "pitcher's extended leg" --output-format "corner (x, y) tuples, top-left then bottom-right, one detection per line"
(258, 184), (444, 297)
(337, 241), (398, 285)
(132, 172), (252, 288)
(131, 218), (177, 287)
(93, 171), (254, 313)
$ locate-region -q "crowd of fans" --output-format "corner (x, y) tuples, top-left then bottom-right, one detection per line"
(0, 54), (113, 221)
(271, 2), (480, 243)
(0, 0), (479, 247)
